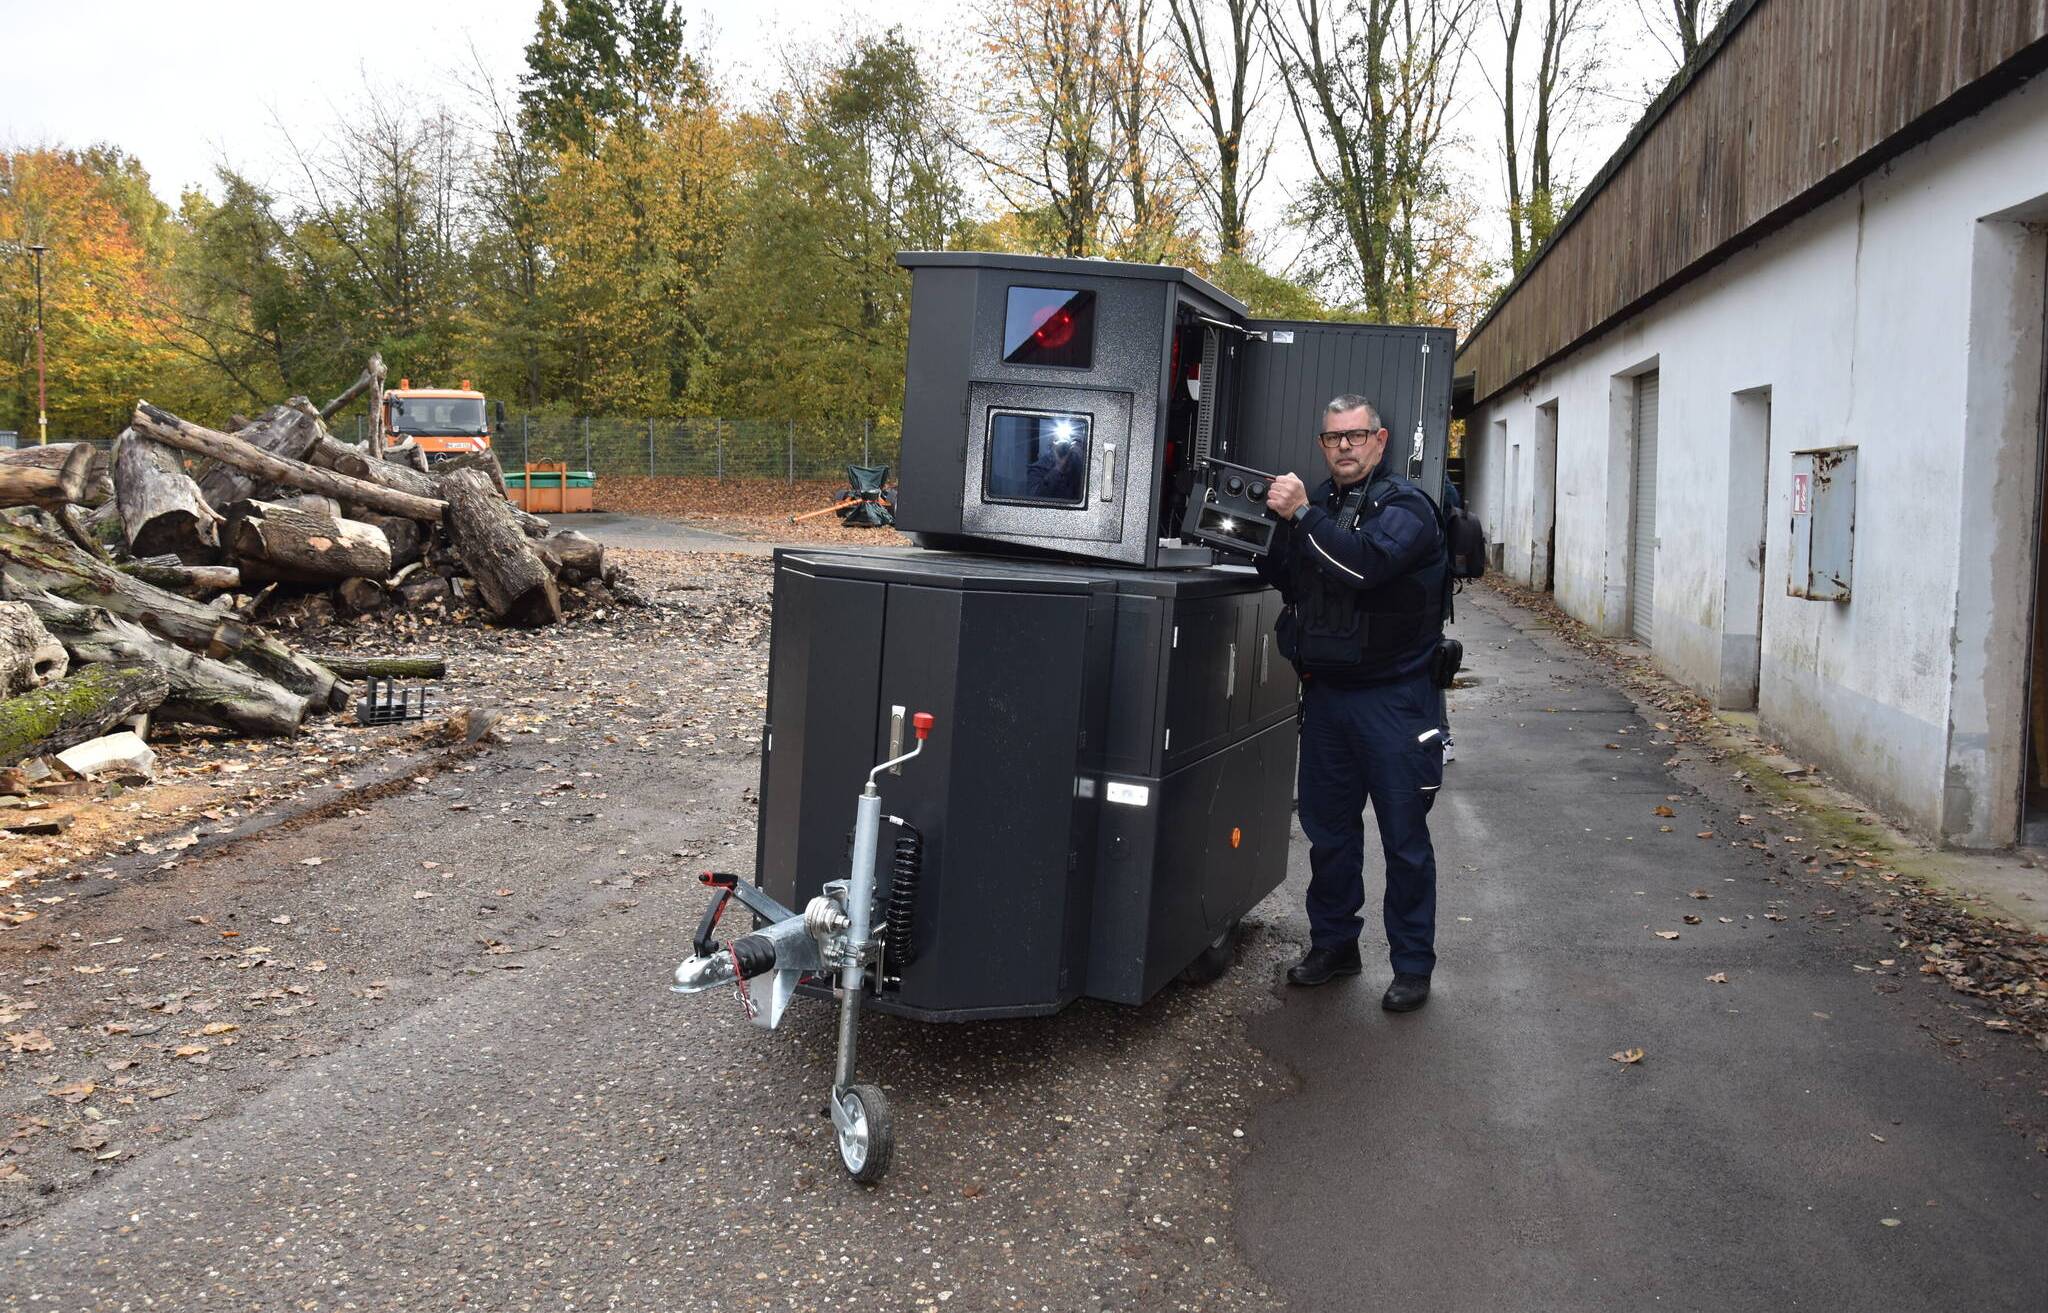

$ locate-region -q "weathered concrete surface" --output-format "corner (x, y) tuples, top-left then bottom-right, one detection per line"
(1238, 590), (2048, 1313)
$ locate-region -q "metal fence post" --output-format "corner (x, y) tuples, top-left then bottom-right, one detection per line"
(787, 420), (795, 486)
(716, 419), (724, 480)
(863, 417), (871, 466)
(521, 415), (529, 470)
(647, 417), (655, 476)
(581, 416), (591, 472)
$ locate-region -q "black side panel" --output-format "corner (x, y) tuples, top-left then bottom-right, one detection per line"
(758, 567), (887, 912)
(1101, 596), (1166, 777)
(1163, 595), (1237, 771)
(883, 585), (1094, 1015)
(895, 267), (977, 535)
(1086, 716), (1298, 1006)
(1234, 322), (1456, 502)
(1249, 587), (1300, 725)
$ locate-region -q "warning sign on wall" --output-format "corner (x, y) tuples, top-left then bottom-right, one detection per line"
(1791, 471), (1811, 517)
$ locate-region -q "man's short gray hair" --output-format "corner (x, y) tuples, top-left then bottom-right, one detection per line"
(1324, 394), (1382, 431)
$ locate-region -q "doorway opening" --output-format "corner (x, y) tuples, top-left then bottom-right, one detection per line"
(1719, 387), (1772, 709)
(1534, 401), (1559, 591)
(1627, 370), (1661, 644)
(2025, 258), (2048, 840)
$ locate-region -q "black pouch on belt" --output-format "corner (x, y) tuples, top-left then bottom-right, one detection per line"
(1431, 637), (1464, 689)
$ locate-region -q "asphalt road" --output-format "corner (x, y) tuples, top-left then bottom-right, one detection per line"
(1238, 591), (2048, 1312)
(3, 576), (2044, 1311)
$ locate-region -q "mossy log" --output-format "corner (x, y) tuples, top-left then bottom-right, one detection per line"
(116, 560), (240, 595)
(0, 512), (345, 711)
(6, 586), (306, 737)
(0, 662), (167, 767)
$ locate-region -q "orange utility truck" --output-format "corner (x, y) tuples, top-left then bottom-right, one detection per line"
(382, 379), (504, 463)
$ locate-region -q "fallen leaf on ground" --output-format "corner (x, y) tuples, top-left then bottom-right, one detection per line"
(173, 1045), (208, 1058)
(1880, 1218), (1901, 1228)
(1696, 831), (1715, 839)
(1688, 889), (1711, 899)
(6, 1030), (53, 1054)
(1610, 1048), (1645, 1065)
(1683, 914), (1703, 925)
(300, 857), (323, 866)
(1705, 972), (1729, 984)
(47, 1081), (95, 1103)
(1655, 930), (1681, 940)
(1653, 805), (1675, 817)
(197, 1022), (237, 1036)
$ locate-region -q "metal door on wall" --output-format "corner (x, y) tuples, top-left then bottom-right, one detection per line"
(1630, 371), (1661, 643)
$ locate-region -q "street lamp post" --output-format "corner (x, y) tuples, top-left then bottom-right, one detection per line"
(28, 243), (47, 445)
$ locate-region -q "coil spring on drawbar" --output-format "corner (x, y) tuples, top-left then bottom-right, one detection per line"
(881, 819), (924, 987)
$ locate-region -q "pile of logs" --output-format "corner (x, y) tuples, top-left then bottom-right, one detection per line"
(0, 377), (645, 767)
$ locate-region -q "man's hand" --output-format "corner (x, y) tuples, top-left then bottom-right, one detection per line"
(1266, 473), (1308, 520)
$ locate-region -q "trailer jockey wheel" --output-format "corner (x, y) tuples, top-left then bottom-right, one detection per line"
(835, 1084), (894, 1184)
(1178, 919), (1241, 986)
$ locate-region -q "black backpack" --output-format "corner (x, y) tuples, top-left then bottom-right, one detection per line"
(1445, 505), (1487, 580)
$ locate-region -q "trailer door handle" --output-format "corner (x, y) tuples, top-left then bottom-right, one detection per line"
(1100, 442), (1117, 502)
(1227, 643), (1236, 699)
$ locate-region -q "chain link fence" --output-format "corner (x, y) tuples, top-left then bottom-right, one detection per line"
(350, 415), (903, 482)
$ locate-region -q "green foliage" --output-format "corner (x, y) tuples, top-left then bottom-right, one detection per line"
(700, 31), (966, 425)
(1204, 256), (1331, 320)
(521, 0), (700, 152)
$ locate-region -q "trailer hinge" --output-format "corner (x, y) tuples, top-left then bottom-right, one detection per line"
(1172, 625), (1179, 649)
(1164, 727), (1172, 751)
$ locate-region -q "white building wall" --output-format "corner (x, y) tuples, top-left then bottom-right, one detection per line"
(1464, 74), (2048, 843)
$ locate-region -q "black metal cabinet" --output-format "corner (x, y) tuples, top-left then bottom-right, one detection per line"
(755, 547), (1296, 1020)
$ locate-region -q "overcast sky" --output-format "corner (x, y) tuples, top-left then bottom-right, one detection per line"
(0, 0), (1675, 269)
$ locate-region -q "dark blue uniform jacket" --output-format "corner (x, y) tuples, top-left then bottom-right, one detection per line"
(1253, 463), (1446, 685)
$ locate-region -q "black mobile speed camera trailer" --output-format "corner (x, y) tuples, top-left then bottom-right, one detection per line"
(670, 253), (1452, 1182)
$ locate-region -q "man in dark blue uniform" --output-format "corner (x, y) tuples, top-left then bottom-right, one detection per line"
(1255, 395), (1448, 1010)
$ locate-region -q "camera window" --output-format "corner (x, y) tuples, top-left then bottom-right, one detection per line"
(1003, 287), (1096, 369)
(985, 410), (1092, 507)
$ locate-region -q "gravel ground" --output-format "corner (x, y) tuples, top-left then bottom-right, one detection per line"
(0, 542), (1294, 1312)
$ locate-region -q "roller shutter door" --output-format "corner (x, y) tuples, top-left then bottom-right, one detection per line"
(1629, 371), (1659, 644)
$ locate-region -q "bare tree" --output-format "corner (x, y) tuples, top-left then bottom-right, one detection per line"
(1165, 0), (1274, 261)
(971, 0), (1125, 256)
(464, 47), (553, 406)
(1634, 0), (1727, 77)
(1105, 0), (1192, 261)
(1490, 0), (1603, 270)
(1265, 0), (1477, 319)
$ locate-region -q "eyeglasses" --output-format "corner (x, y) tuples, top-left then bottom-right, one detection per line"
(1317, 428), (1382, 449)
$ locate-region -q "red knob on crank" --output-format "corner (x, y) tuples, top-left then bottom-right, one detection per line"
(913, 712), (935, 740)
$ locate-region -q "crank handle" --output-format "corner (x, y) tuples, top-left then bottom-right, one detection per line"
(868, 711), (936, 786)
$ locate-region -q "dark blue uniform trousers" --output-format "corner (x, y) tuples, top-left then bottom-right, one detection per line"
(1298, 673), (1443, 975)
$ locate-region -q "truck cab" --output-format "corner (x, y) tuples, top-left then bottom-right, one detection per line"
(383, 379), (496, 462)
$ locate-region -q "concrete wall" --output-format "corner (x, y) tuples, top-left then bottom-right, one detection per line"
(1462, 74), (2048, 845)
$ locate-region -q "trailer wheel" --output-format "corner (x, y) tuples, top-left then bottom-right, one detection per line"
(1179, 921), (1240, 986)
(835, 1084), (894, 1184)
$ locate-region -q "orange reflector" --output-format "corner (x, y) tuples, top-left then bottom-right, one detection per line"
(1230, 827), (1242, 848)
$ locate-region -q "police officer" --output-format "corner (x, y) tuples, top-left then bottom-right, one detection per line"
(1255, 394), (1448, 1010)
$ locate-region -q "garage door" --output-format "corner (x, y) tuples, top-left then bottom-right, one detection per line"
(1629, 371), (1659, 643)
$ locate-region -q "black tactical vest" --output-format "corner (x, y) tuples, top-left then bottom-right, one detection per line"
(1278, 471), (1447, 679)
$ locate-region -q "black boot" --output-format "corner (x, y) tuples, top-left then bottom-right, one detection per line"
(1381, 973), (1431, 1012)
(1287, 942), (1362, 986)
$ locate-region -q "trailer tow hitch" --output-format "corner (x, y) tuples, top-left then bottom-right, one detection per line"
(671, 711), (936, 1183)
